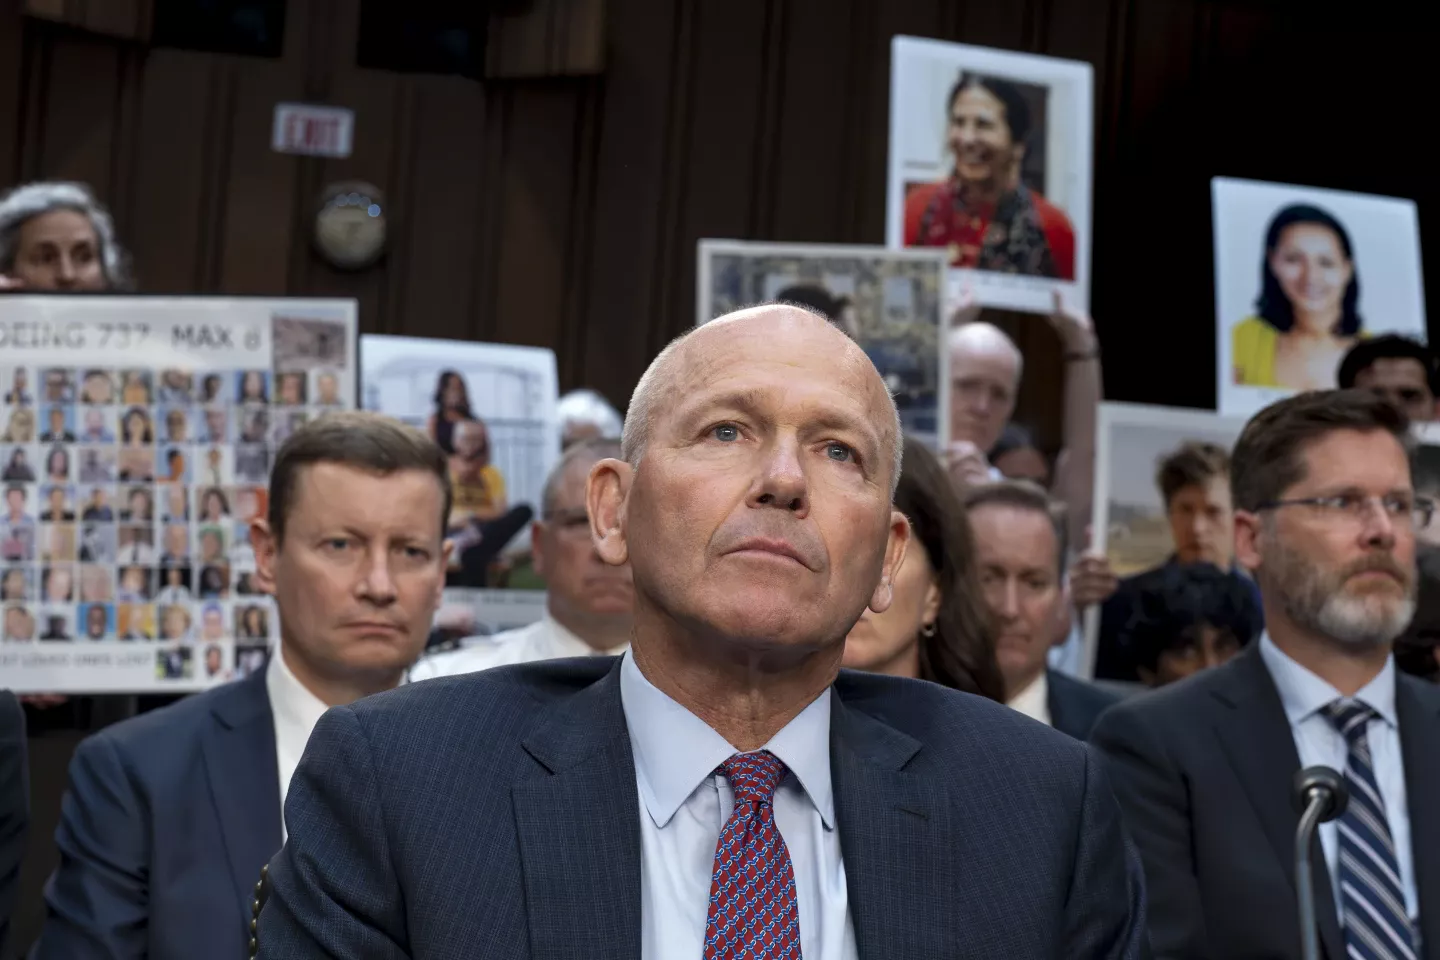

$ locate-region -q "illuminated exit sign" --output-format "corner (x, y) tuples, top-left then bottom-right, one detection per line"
(272, 103), (354, 158)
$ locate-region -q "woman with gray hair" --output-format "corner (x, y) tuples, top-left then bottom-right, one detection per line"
(0, 180), (132, 291)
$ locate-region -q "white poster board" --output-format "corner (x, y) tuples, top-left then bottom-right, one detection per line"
(0, 295), (358, 693)
(697, 240), (949, 450)
(1084, 402), (1249, 676)
(886, 36), (1093, 314)
(1214, 177), (1427, 417)
(360, 335), (559, 551)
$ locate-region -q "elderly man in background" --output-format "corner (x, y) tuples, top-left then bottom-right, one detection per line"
(412, 437), (634, 679)
(256, 304), (1144, 959)
(32, 412), (452, 960)
(0, 181), (132, 291)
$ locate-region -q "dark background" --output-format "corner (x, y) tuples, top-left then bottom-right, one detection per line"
(0, 1), (1433, 949)
(2, 0), (1433, 456)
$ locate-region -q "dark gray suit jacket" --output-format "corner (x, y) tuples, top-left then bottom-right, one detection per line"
(256, 658), (1148, 959)
(31, 670), (282, 960)
(1048, 668), (1122, 741)
(1092, 644), (1440, 959)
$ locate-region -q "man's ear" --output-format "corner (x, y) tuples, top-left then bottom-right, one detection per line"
(250, 518), (278, 594)
(868, 510), (913, 614)
(587, 458), (632, 568)
(1233, 509), (1263, 573)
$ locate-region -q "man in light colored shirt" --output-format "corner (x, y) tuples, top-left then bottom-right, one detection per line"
(1095, 389), (1440, 959)
(964, 479), (1120, 740)
(411, 437), (634, 680)
(257, 304), (1145, 958)
(33, 412), (451, 960)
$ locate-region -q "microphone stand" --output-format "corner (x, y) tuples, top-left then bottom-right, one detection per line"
(1293, 766), (1348, 960)
(1295, 795), (1327, 960)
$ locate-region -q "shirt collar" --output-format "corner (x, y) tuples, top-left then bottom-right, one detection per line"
(265, 646), (332, 742)
(1006, 670), (1051, 726)
(540, 614), (629, 657)
(618, 650), (834, 830)
(1258, 632), (1397, 728)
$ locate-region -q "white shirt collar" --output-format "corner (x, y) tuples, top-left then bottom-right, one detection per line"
(541, 613), (629, 658)
(265, 647), (331, 754)
(1258, 632), (1398, 729)
(618, 650), (834, 830)
(1006, 670), (1051, 726)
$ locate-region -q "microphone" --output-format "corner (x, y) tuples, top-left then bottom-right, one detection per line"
(1292, 766), (1348, 960)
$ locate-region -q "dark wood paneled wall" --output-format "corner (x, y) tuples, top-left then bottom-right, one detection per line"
(0, 0), (1434, 451)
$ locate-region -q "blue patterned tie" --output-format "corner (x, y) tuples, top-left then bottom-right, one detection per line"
(1321, 700), (1418, 960)
(702, 751), (802, 960)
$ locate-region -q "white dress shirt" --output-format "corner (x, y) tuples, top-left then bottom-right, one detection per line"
(265, 649), (330, 841)
(1006, 670), (1052, 727)
(1258, 633), (1417, 922)
(116, 541), (156, 565)
(619, 651), (857, 960)
(408, 614), (628, 680)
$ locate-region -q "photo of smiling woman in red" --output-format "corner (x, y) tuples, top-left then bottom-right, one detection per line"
(902, 72), (1076, 281)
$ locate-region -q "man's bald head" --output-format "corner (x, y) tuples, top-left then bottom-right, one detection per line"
(949, 321), (1023, 451)
(949, 322), (1023, 383)
(622, 304), (904, 492)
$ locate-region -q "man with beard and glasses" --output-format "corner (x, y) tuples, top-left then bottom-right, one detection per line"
(1094, 389), (1440, 960)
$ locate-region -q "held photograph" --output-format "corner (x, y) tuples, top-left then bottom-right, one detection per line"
(886, 36), (1094, 314)
(1213, 177), (1428, 416)
(697, 240), (949, 449)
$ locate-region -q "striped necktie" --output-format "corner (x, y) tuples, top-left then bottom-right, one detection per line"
(1321, 699), (1418, 960)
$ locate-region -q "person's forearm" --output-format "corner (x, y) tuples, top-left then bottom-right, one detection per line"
(1054, 353), (1101, 546)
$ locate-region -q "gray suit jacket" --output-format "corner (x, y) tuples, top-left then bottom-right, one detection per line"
(256, 658), (1149, 959)
(1093, 644), (1440, 959)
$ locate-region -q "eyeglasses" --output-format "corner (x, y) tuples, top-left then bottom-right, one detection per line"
(1256, 493), (1435, 529)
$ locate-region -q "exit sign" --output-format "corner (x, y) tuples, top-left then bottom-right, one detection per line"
(272, 103), (354, 158)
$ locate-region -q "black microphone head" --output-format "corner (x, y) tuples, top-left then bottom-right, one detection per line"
(1293, 765), (1349, 822)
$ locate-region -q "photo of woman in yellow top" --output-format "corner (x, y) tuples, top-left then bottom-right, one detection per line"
(1232, 204), (1363, 390)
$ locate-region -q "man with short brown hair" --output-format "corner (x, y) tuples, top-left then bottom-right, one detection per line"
(34, 411), (452, 960)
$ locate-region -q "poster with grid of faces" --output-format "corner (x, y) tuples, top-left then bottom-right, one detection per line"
(0, 296), (357, 693)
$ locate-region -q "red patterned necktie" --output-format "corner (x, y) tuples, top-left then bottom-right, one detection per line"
(703, 750), (803, 960)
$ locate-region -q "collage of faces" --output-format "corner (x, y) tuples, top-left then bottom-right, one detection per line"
(0, 363), (345, 681)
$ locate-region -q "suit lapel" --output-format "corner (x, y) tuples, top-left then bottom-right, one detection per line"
(830, 688), (937, 960)
(201, 671), (283, 932)
(1396, 676), (1440, 960)
(1211, 646), (1345, 960)
(512, 662), (641, 960)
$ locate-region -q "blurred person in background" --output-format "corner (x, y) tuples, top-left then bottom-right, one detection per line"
(556, 388), (624, 448)
(413, 438), (633, 679)
(989, 422), (1051, 485)
(426, 370), (474, 456)
(3, 407), (35, 443)
(1232, 204), (1362, 391)
(32, 412), (451, 960)
(903, 72), (1075, 279)
(947, 292), (1100, 549)
(1116, 562), (1263, 688)
(445, 417), (532, 586)
(842, 435), (1005, 700)
(964, 480), (1121, 740)
(1338, 334), (1440, 424)
(1395, 544), (1440, 682)
(0, 181), (132, 291)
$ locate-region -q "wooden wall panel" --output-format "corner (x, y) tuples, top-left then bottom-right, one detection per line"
(0, 0), (1434, 424)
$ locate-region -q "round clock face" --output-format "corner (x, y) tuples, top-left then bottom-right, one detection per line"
(314, 190), (386, 270)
